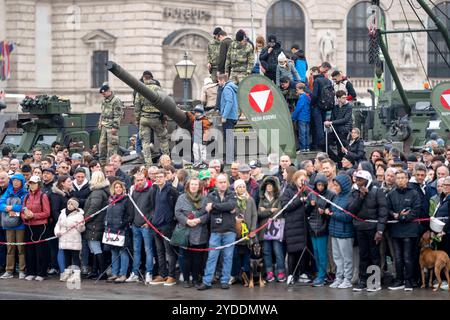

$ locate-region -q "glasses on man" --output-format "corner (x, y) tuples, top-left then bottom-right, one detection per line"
(60, 166), (69, 169)
(444, 184), (450, 187)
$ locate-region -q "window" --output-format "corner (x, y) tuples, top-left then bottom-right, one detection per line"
(347, 1), (373, 77)
(428, 1), (450, 78)
(173, 76), (192, 104)
(266, 1), (305, 53)
(91, 50), (109, 88)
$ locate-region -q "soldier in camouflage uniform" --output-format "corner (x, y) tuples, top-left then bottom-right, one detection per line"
(225, 30), (254, 85)
(134, 71), (170, 165)
(98, 84), (124, 165)
(207, 27), (222, 83)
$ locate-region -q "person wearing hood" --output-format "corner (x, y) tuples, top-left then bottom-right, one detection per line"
(226, 29), (254, 85)
(258, 176), (284, 282)
(201, 77), (218, 111)
(259, 34), (283, 82)
(83, 171), (110, 280)
(22, 175), (51, 281)
(280, 170), (309, 284)
(55, 198), (85, 283)
(230, 179), (258, 285)
(327, 174), (354, 289)
(126, 172), (154, 284)
(0, 173), (28, 279)
(218, 73), (238, 164)
(347, 170), (387, 292)
(306, 173), (335, 286)
(276, 52), (300, 86)
(386, 170), (421, 291)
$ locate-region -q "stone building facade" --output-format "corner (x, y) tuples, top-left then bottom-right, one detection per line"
(0, 0), (449, 113)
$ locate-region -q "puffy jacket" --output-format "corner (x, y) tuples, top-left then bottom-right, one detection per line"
(258, 176), (281, 241)
(21, 189), (51, 226)
(259, 42), (283, 81)
(280, 183), (307, 253)
(202, 189), (237, 234)
(276, 61), (300, 86)
(104, 195), (133, 247)
(329, 174), (354, 238)
(386, 186), (421, 238)
(331, 102), (353, 135)
(292, 93), (311, 123)
(174, 193), (209, 245)
(220, 81), (239, 121)
(347, 184), (388, 232)
(55, 208), (85, 251)
(72, 179), (90, 210)
(130, 180), (153, 227)
(83, 181), (110, 241)
(149, 182), (179, 228)
(346, 138), (366, 164)
(293, 56), (308, 83)
(0, 173), (28, 230)
(305, 174), (334, 237)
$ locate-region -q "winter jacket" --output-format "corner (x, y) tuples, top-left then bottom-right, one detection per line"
(149, 182), (179, 228)
(174, 193), (209, 245)
(276, 61), (300, 86)
(386, 186), (421, 238)
(0, 173), (28, 230)
(305, 174), (334, 237)
(311, 74), (332, 108)
(220, 81), (239, 121)
(329, 174), (354, 238)
(257, 176), (281, 241)
(259, 42), (283, 81)
(331, 102), (353, 136)
(333, 77), (357, 101)
(426, 180), (437, 200)
(130, 180), (153, 227)
(49, 184), (73, 225)
(201, 82), (219, 107)
(83, 181), (110, 241)
(292, 93), (311, 122)
(346, 138), (366, 164)
(217, 36), (233, 74)
(104, 196), (133, 247)
(42, 180), (54, 196)
(280, 183), (308, 253)
(293, 57), (308, 83)
(347, 183), (388, 232)
(435, 194), (450, 234)
(21, 189), (51, 226)
(55, 208), (85, 251)
(202, 189), (237, 234)
(235, 195), (258, 245)
(72, 179), (90, 210)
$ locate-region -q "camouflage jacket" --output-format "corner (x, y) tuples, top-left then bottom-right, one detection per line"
(100, 93), (123, 129)
(225, 41), (254, 75)
(207, 39), (221, 68)
(134, 82), (163, 123)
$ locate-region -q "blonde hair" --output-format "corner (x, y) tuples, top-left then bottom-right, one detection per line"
(292, 170), (308, 184)
(110, 180), (126, 195)
(89, 171), (108, 189)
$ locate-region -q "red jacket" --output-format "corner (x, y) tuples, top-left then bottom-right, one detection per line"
(21, 189), (51, 226)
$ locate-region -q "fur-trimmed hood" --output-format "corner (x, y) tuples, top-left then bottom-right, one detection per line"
(51, 183), (72, 197)
(259, 176), (280, 198)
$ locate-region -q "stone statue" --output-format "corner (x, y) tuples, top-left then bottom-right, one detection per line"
(319, 31), (335, 63)
(400, 34), (416, 67)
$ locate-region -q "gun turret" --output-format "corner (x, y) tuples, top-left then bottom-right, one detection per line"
(106, 61), (192, 130)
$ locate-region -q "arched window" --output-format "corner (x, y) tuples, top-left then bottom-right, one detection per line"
(347, 1), (373, 77)
(266, 1), (305, 52)
(173, 76), (192, 104)
(428, 1), (450, 78)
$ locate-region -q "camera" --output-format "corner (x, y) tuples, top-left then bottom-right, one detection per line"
(214, 217), (223, 225)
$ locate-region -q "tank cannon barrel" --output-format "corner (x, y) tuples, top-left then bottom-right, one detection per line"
(106, 61), (192, 130)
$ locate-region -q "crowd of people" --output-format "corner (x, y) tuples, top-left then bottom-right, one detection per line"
(0, 137), (449, 293)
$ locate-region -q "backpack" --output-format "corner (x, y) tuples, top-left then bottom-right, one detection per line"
(319, 80), (335, 111)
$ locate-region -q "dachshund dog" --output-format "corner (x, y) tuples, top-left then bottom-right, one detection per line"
(419, 231), (450, 291)
(242, 242), (265, 288)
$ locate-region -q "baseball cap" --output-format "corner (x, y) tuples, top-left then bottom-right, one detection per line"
(249, 159), (262, 169)
(71, 153), (82, 161)
(28, 175), (41, 184)
(407, 154), (417, 162)
(42, 168), (56, 175)
(355, 170), (371, 181)
(421, 147), (434, 155)
(238, 164), (251, 172)
(99, 84), (110, 93)
(198, 170), (211, 181)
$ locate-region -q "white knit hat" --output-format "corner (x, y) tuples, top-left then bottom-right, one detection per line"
(278, 52), (287, 62)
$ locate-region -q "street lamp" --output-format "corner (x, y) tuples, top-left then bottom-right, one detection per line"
(175, 51), (196, 107)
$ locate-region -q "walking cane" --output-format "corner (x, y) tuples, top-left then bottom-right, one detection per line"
(324, 124), (328, 154)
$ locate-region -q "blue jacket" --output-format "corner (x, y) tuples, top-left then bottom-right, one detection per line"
(220, 81), (239, 121)
(292, 93), (311, 122)
(294, 59), (308, 83)
(0, 173), (28, 230)
(328, 175), (354, 238)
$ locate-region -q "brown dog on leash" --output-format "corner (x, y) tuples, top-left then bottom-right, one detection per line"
(242, 243), (265, 288)
(419, 231), (450, 291)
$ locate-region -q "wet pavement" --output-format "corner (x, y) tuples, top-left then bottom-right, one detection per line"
(0, 277), (449, 300)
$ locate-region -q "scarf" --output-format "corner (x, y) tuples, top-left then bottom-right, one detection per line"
(236, 193), (248, 211)
(109, 194), (124, 203)
(186, 192), (202, 210)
